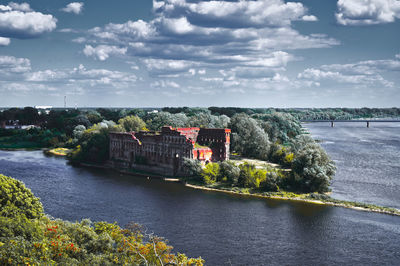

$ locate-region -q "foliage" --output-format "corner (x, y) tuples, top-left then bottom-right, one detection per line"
(68, 121), (117, 164)
(218, 161), (240, 184)
(201, 163), (220, 184)
(146, 112), (189, 131)
(0, 174), (43, 220)
(255, 112), (302, 143)
(182, 158), (203, 181)
(117, 115), (147, 132)
(229, 113), (270, 160)
(291, 142), (336, 193)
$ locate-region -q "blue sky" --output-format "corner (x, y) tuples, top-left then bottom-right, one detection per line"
(0, 0), (399, 108)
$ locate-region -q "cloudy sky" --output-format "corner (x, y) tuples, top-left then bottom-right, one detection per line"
(0, 0), (400, 108)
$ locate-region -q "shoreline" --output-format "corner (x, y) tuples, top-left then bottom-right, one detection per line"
(183, 183), (400, 217)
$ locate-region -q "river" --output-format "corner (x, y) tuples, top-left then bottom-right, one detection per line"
(0, 124), (400, 265)
(305, 122), (400, 209)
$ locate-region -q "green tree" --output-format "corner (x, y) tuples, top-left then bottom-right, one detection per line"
(201, 163), (220, 184)
(182, 158), (202, 180)
(230, 113), (270, 160)
(0, 174), (43, 220)
(291, 143), (336, 193)
(218, 161), (240, 184)
(118, 115), (147, 132)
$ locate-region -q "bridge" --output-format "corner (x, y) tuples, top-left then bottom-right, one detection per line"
(301, 120), (400, 128)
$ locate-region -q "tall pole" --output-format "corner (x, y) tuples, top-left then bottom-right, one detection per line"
(64, 96), (66, 108)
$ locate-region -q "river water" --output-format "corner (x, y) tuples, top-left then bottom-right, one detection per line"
(0, 124), (400, 265)
(305, 122), (400, 209)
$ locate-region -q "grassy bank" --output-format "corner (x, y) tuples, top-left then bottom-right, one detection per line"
(184, 181), (400, 216)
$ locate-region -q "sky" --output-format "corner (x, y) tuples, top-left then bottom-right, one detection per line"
(0, 0), (400, 108)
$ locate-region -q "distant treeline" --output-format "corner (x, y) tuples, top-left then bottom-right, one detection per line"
(164, 107), (400, 120)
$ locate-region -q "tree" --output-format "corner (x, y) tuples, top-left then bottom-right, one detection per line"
(201, 163), (220, 184)
(182, 158), (202, 180)
(118, 115), (147, 132)
(218, 161), (240, 184)
(146, 112), (188, 131)
(73, 125), (86, 139)
(230, 113), (270, 160)
(291, 143), (336, 193)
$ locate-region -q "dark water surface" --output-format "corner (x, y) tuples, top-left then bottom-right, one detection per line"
(305, 122), (400, 209)
(0, 150), (399, 265)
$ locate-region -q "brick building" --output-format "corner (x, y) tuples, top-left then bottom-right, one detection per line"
(109, 126), (231, 176)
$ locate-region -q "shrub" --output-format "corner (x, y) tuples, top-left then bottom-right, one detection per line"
(182, 158), (202, 180)
(0, 174), (43, 220)
(218, 161), (240, 184)
(201, 163), (220, 184)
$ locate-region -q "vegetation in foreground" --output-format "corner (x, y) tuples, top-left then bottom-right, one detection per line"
(0, 174), (204, 265)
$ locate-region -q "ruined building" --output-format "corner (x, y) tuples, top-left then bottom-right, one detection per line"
(109, 126), (231, 176)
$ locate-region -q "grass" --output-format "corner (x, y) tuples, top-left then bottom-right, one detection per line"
(229, 155), (290, 171)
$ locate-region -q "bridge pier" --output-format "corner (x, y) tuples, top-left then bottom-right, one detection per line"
(367, 121), (370, 128)
(331, 121), (334, 127)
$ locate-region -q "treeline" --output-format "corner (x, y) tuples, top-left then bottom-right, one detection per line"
(277, 107), (400, 121)
(0, 174), (204, 265)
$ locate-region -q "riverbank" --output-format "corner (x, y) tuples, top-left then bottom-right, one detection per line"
(183, 182), (400, 217)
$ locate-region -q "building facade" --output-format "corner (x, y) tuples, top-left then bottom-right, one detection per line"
(109, 126), (231, 176)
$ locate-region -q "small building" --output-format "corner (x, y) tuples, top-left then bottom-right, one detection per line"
(109, 126), (231, 176)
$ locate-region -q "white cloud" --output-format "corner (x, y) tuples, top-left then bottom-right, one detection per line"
(188, 68), (196, 75)
(0, 36), (10, 45)
(0, 55), (31, 73)
(8, 2), (32, 12)
(83, 45), (127, 61)
(298, 55), (400, 87)
(61, 2), (84, 15)
(58, 28), (78, 33)
(336, 0), (400, 25)
(26, 70), (66, 82)
(72, 37), (86, 43)
(150, 80), (180, 88)
(302, 15), (318, 21)
(396, 54), (400, 59)
(0, 3), (57, 38)
(143, 58), (195, 71)
(154, 0), (311, 27)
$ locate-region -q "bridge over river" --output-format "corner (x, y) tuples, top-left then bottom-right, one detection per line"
(301, 119), (400, 127)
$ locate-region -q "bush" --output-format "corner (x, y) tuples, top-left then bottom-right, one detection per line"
(218, 161), (240, 184)
(201, 163), (220, 184)
(0, 174), (43, 220)
(182, 158), (202, 180)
